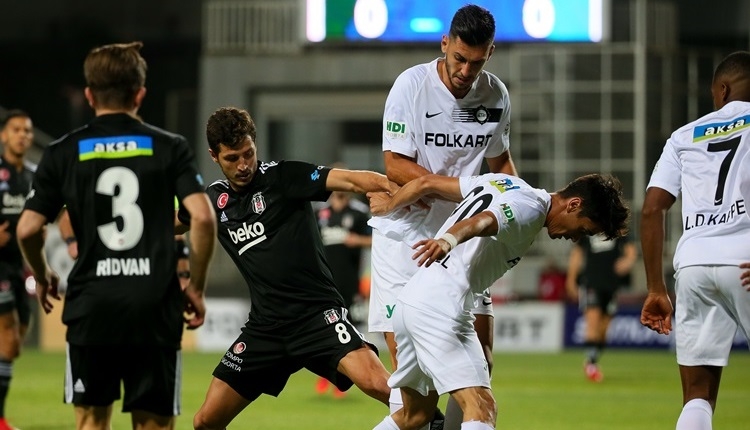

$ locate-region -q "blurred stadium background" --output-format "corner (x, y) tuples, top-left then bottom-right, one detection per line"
(1, 1), (749, 423)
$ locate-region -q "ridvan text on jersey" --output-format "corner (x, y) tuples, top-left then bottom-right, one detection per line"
(96, 258), (151, 276)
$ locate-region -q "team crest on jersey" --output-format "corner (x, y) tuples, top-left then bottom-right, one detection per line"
(452, 106), (503, 124)
(323, 309), (341, 325)
(232, 342), (246, 354)
(217, 192), (229, 209)
(251, 192), (266, 214)
(0, 168), (9, 182)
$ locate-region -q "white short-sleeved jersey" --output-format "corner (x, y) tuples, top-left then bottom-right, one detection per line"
(740, 151), (750, 217)
(369, 58), (512, 243)
(397, 174), (550, 315)
(647, 101), (750, 270)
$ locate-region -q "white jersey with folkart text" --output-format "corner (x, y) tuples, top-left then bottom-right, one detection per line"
(397, 174), (550, 316)
(369, 58), (511, 243)
(647, 100), (750, 270)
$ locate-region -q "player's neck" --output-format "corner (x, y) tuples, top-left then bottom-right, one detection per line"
(94, 108), (141, 119)
(2, 152), (25, 171)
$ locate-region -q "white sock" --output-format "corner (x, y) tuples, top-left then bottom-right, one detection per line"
(389, 388), (403, 415)
(460, 421), (494, 430)
(373, 415), (400, 430)
(676, 398), (713, 430)
(443, 395), (464, 430)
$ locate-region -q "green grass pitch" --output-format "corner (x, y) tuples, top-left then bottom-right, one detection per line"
(7, 349), (750, 429)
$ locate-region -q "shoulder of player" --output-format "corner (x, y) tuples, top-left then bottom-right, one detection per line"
(672, 103), (750, 144)
(391, 61), (432, 92)
(139, 122), (188, 143)
(476, 71), (510, 101)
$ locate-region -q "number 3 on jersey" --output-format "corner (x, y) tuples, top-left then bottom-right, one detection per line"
(96, 167), (144, 250)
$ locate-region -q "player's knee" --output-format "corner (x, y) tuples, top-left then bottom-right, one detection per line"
(0, 343), (20, 361)
(193, 410), (223, 430)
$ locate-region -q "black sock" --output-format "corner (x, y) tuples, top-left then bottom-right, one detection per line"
(0, 359), (12, 418)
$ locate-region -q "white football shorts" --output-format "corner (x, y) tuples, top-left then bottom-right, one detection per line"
(674, 265), (750, 367)
(368, 230), (493, 333)
(388, 301), (491, 396)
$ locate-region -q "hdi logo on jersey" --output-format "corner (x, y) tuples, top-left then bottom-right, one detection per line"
(692, 115), (750, 142)
(251, 192), (266, 214)
(501, 203), (515, 222)
(385, 121), (406, 139)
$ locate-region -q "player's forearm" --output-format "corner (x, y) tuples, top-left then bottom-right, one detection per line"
(444, 211), (498, 245)
(187, 215), (216, 294)
(18, 228), (49, 281)
(640, 208), (667, 293)
(383, 151), (432, 185)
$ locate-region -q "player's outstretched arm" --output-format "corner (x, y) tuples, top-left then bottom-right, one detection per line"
(325, 168), (396, 195)
(639, 186), (676, 335)
(412, 210), (498, 267)
(383, 150), (433, 185)
(16, 209), (61, 314)
(369, 174), (462, 216)
(180, 192), (217, 329)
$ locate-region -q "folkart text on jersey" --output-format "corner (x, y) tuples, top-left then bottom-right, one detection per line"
(683, 199), (746, 230)
(96, 257), (151, 276)
(424, 133), (492, 148)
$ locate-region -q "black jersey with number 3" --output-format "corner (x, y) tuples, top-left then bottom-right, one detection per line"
(24, 113), (205, 347)
(193, 160), (343, 330)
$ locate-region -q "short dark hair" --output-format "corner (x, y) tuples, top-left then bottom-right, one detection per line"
(84, 41), (147, 109)
(449, 4), (495, 46)
(206, 107), (257, 154)
(2, 109), (31, 128)
(713, 51), (750, 83)
(557, 174), (630, 240)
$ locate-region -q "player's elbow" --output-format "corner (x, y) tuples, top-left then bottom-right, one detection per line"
(190, 208), (217, 233)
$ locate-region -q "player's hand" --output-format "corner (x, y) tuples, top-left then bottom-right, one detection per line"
(411, 238), (450, 267)
(367, 191), (393, 215)
(183, 284), (206, 330)
(36, 270), (61, 314)
(740, 262), (750, 290)
(640, 291), (673, 335)
(0, 221), (11, 247)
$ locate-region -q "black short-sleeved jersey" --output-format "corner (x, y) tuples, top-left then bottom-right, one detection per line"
(183, 160), (342, 330)
(315, 199), (371, 307)
(24, 113), (205, 347)
(0, 156), (35, 270)
(578, 234), (633, 292)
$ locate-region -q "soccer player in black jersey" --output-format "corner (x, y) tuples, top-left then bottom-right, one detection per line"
(0, 109), (35, 430)
(16, 42), (217, 430)
(181, 107), (394, 430)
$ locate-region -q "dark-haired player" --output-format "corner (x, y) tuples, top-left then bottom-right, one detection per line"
(16, 41), (216, 430)
(182, 106), (396, 430)
(0, 109), (35, 430)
